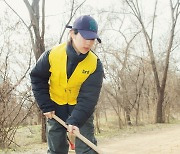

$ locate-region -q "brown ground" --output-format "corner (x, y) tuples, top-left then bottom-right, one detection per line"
(99, 124), (180, 154)
(3, 124), (180, 154)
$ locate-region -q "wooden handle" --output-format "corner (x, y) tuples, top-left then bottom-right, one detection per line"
(52, 115), (103, 154)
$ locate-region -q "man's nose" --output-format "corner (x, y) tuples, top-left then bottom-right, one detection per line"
(85, 39), (94, 44)
(86, 39), (91, 43)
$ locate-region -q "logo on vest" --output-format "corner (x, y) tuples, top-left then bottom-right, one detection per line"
(82, 70), (89, 74)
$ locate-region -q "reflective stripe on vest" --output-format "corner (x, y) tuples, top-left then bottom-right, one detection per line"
(49, 43), (97, 105)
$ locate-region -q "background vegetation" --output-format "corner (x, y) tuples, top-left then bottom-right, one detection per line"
(0, 0), (180, 151)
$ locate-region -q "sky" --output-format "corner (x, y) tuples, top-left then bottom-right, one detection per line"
(0, 0), (171, 36)
(0, 0), (120, 38)
(0, 0), (180, 90)
(0, 0), (117, 19)
(1, 0), (180, 71)
(0, 0), (171, 24)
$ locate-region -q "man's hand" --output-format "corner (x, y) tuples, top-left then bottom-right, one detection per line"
(67, 124), (79, 144)
(43, 111), (55, 119)
(67, 124), (80, 135)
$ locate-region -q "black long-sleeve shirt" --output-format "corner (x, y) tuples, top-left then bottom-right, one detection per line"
(30, 42), (104, 127)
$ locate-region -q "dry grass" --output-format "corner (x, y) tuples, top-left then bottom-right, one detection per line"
(0, 125), (46, 154)
(0, 117), (179, 153)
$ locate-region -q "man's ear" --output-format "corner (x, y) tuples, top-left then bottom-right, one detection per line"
(74, 29), (78, 35)
(70, 30), (74, 39)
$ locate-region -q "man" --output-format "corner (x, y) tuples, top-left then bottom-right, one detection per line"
(30, 15), (104, 154)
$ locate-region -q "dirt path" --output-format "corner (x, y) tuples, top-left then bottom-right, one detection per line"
(99, 124), (180, 154)
(4, 124), (180, 154)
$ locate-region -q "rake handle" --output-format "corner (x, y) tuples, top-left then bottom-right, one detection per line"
(52, 114), (103, 154)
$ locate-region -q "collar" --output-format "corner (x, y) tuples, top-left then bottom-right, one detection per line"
(66, 42), (88, 64)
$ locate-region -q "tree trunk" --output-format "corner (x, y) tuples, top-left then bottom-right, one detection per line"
(24, 0), (46, 142)
(156, 89), (165, 123)
(125, 107), (132, 126)
(95, 110), (101, 134)
(135, 102), (140, 125)
(41, 115), (46, 142)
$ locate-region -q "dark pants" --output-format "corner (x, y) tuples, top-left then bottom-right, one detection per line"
(46, 116), (97, 154)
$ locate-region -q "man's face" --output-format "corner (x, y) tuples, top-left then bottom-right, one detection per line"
(70, 30), (95, 55)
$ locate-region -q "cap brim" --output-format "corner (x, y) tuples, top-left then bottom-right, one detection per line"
(78, 30), (101, 43)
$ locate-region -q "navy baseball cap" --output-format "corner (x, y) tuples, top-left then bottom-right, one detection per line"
(66, 15), (101, 43)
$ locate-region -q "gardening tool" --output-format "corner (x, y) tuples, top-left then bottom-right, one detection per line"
(67, 135), (75, 150)
(52, 114), (103, 154)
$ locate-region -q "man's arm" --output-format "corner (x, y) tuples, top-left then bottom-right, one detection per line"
(30, 50), (55, 113)
(66, 59), (104, 127)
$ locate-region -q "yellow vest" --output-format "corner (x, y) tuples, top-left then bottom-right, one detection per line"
(49, 43), (97, 105)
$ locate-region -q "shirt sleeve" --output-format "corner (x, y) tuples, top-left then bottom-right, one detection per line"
(66, 59), (104, 127)
(30, 50), (55, 113)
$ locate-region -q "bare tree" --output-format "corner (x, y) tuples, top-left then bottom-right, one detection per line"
(0, 9), (34, 148)
(23, 0), (45, 61)
(102, 26), (142, 126)
(59, 0), (87, 43)
(124, 0), (180, 123)
(4, 0), (88, 142)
